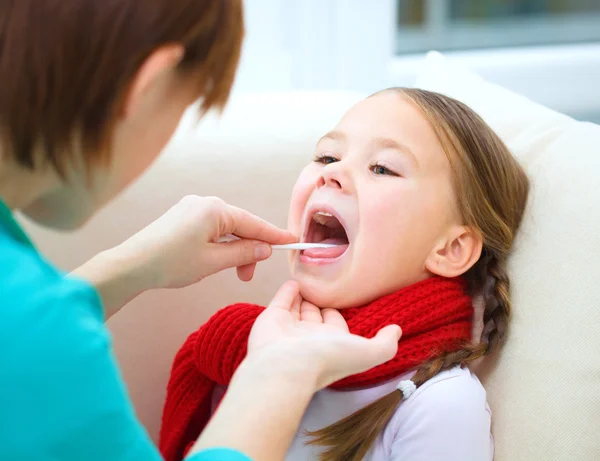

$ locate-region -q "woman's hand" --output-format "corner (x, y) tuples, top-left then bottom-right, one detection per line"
(117, 195), (295, 286)
(73, 195), (296, 318)
(247, 280), (402, 391)
(193, 281), (401, 460)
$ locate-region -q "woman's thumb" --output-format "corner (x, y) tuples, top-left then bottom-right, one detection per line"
(212, 240), (272, 272)
(369, 325), (402, 364)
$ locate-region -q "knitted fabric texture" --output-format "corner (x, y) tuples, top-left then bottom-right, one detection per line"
(159, 276), (473, 461)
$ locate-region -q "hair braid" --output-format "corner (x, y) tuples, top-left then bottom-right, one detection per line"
(483, 255), (511, 353)
(413, 252), (512, 382)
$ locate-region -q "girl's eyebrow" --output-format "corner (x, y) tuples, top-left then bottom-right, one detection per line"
(317, 130), (347, 146)
(372, 136), (420, 168)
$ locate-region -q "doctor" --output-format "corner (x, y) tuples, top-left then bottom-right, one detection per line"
(0, 1), (401, 460)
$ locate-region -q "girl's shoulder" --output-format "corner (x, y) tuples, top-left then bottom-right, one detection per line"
(406, 365), (488, 406)
(391, 365), (491, 427)
(382, 366), (493, 460)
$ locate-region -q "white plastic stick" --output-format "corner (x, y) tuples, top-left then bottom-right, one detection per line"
(216, 235), (340, 250)
(271, 243), (340, 250)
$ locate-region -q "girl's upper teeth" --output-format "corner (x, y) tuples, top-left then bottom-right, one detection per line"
(313, 211), (336, 226)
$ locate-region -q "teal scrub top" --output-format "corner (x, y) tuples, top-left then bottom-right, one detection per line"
(0, 198), (251, 461)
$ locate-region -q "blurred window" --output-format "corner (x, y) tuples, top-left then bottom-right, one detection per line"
(397, 0), (600, 53)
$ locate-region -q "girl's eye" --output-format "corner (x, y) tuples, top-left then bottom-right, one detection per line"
(314, 154), (339, 165)
(370, 163), (399, 177)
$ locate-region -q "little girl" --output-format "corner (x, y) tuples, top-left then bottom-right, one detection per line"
(159, 88), (529, 461)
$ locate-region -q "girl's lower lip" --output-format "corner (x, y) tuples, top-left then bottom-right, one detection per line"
(298, 244), (349, 265)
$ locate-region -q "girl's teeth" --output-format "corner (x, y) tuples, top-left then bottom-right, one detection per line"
(313, 211), (334, 225)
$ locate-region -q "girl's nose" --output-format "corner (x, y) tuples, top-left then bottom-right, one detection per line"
(316, 160), (354, 194)
(316, 172), (342, 189)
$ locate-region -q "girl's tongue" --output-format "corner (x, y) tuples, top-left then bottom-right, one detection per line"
(303, 210), (350, 259)
(302, 238), (349, 259)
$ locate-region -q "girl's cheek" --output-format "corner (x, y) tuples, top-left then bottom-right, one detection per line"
(359, 190), (407, 251)
(288, 168), (317, 230)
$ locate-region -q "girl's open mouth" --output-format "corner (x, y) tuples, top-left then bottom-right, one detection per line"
(301, 210), (349, 263)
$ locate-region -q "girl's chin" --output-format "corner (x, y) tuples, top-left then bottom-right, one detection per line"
(295, 280), (358, 310)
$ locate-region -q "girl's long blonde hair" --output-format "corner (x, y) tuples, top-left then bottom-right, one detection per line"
(308, 88), (530, 461)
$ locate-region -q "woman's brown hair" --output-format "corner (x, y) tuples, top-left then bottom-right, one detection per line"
(0, 0), (243, 176)
(308, 88), (530, 460)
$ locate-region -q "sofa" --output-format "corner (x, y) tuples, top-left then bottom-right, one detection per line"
(23, 52), (600, 460)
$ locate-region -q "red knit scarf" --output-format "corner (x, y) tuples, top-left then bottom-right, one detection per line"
(159, 276), (473, 461)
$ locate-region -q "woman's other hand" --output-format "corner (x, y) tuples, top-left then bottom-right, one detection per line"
(193, 281), (401, 459)
(247, 281), (402, 391)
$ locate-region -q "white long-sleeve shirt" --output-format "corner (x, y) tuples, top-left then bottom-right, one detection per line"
(213, 366), (493, 461)
(288, 366), (493, 461)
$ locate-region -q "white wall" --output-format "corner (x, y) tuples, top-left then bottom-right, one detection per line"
(233, 0), (395, 93)
(232, 0), (600, 121)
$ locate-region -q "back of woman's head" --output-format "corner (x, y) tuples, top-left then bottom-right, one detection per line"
(0, 0), (243, 176)
(308, 88), (529, 461)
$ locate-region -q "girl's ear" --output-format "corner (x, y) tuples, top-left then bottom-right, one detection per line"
(425, 226), (483, 278)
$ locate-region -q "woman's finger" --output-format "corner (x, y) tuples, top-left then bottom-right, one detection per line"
(209, 239), (272, 274)
(290, 292), (301, 322)
(363, 325), (402, 367)
(266, 280), (301, 312)
(326, 325), (402, 386)
(225, 205), (297, 244)
(236, 263), (256, 282)
(321, 308), (349, 332)
(299, 301), (323, 323)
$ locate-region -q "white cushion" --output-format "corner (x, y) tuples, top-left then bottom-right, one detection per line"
(416, 51), (600, 460)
